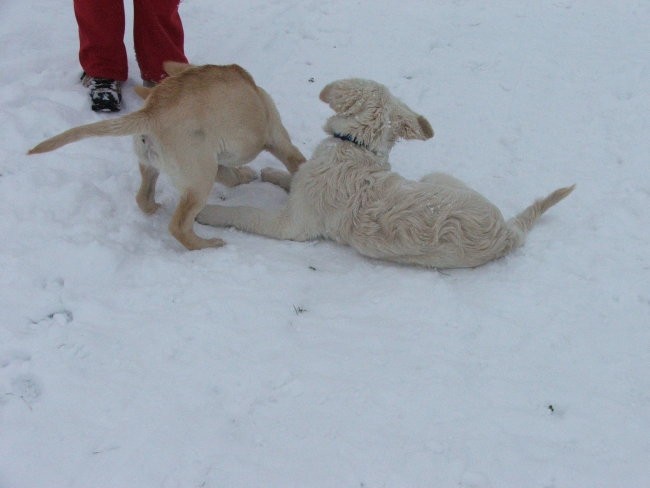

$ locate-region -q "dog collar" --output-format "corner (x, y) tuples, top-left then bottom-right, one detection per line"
(332, 132), (374, 153)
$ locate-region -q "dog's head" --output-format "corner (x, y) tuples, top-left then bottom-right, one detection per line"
(319, 79), (433, 155)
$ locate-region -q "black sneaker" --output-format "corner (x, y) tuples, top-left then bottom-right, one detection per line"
(81, 73), (122, 112)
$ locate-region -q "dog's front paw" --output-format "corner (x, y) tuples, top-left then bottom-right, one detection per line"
(216, 166), (257, 187)
(261, 167), (292, 191)
(261, 167), (283, 182)
(235, 166), (257, 185)
(196, 205), (224, 226)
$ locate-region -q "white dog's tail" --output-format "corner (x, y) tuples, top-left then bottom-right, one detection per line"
(507, 184), (575, 246)
(28, 111), (151, 155)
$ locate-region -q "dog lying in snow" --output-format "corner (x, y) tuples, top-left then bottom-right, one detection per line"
(28, 62), (305, 250)
(197, 78), (574, 268)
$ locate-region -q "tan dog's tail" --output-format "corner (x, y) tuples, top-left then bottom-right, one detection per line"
(28, 111), (151, 155)
(507, 184), (575, 245)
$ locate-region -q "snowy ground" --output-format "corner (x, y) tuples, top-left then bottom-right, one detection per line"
(1, 1), (649, 487)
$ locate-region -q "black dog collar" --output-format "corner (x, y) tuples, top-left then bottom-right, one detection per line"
(332, 132), (373, 153)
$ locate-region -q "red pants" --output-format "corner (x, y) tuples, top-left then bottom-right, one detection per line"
(73, 0), (188, 82)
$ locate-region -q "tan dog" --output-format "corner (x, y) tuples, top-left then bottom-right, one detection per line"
(28, 62), (305, 250)
(197, 78), (574, 269)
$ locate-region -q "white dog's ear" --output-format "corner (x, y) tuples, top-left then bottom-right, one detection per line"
(319, 80), (368, 114)
(395, 111), (434, 141)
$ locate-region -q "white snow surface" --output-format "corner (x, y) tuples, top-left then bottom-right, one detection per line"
(1, 1), (649, 487)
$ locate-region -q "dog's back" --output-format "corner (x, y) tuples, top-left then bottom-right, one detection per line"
(358, 178), (575, 268)
(297, 155), (575, 269)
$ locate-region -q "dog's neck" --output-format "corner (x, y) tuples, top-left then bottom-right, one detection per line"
(324, 117), (394, 161)
(326, 132), (391, 171)
(332, 132), (374, 153)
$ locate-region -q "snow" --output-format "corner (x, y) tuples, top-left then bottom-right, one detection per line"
(1, 1), (649, 487)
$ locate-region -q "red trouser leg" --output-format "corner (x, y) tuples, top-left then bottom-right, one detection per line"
(73, 0), (128, 81)
(133, 0), (188, 83)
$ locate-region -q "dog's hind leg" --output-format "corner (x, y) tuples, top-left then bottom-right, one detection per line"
(134, 134), (162, 214)
(258, 88), (306, 173)
(169, 185), (225, 250)
(136, 163), (161, 214)
(266, 143), (305, 174)
(166, 148), (223, 250)
(260, 167), (292, 191)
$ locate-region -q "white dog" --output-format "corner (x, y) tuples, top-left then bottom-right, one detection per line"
(197, 79), (574, 268)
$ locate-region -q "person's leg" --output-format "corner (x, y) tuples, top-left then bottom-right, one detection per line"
(133, 0), (188, 84)
(73, 0), (128, 80)
(74, 0), (126, 111)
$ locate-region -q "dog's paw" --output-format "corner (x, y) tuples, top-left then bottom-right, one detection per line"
(261, 167), (292, 191)
(204, 237), (226, 248)
(260, 167), (283, 181)
(195, 205), (224, 226)
(138, 201), (161, 215)
(235, 166), (257, 185)
(216, 166), (257, 187)
(182, 235), (225, 250)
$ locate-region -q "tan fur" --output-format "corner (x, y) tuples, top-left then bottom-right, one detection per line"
(197, 78), (574, 269)
(133, 85), (151, 100)
(28, 63), (305, 250)
(163, 60), (194, 77)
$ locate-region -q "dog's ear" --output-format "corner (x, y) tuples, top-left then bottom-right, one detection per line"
(134, 85), (152, 100)
(163, 61), (194, 77)
(319, 80), (369, 114)
(395, 110), (434, 141)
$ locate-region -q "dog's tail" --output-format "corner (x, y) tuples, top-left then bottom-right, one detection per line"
(507, 184), (575, 247)
(27, 111), (151, 155)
